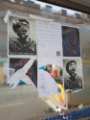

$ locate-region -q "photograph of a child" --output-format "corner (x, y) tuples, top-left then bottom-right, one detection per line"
(62, 26), (80, 57)
(63, 59), (83, 91)
(9, 16), (36, 55)
(8, 57), (37, 89)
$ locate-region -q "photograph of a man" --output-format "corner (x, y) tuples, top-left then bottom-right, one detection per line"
(9, 17), (36, 55)
(64, 59), (83, 91)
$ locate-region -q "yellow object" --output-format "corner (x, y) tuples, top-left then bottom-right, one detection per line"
(46, 83), (65, 107)
(0, 66), (5, 85)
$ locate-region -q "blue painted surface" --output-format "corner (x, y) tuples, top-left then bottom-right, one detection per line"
(44, 107), (90, 120)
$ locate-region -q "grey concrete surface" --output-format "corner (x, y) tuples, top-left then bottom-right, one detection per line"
(0, 85), (52, 120)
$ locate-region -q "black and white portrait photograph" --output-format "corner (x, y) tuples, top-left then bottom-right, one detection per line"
(9, 16), (36, 55)
(63, 58), (83, 91)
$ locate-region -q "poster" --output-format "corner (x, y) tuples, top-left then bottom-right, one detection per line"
(8, 57), (37, 88)
(38, 64), (66, 108)
(36, 20), (63, 66)
(9, 16), (36, 55)
(63, 58), (83, 91)
(36, 20), (67, 110)
(62, 26), (80, 57)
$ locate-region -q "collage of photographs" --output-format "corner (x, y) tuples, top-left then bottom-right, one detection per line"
(37, 23), (84, 109)
(0, 14), (84, 110)
(62, 26), (83, 92)
(0, 15), (37, 89)
(9, 16), (37, 88)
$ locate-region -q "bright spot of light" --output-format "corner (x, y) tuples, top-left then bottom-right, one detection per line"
(9, 0), (15, 2)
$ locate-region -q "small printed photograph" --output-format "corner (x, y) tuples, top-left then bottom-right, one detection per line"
(0, 59), (8, 87)
(38, 64), (66, 108)
(63, 58), (83, 91)
(9, 16), (36, 55)
(8, 57), (37, 88)
(62, 26), (80, 57)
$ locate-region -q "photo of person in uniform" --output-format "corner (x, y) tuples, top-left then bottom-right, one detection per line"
(64, 60), (83, 91)
(9, 17), (36, 55)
